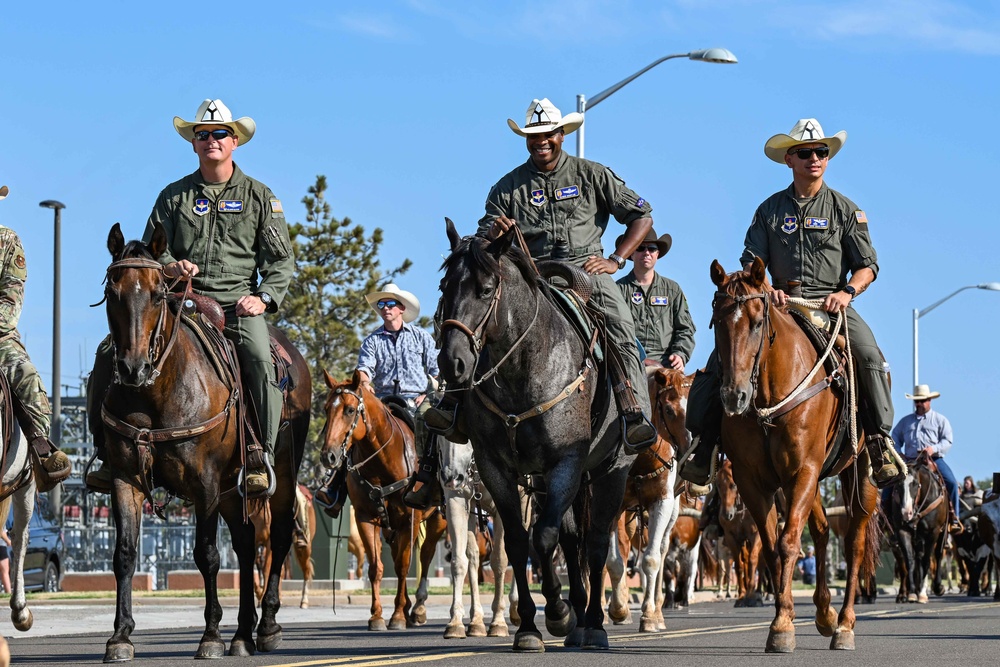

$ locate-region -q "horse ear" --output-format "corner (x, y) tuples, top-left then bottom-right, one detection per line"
(710, 259), (726, 288)
(148, 222), (167, 260)
(323, 369), (336, 389)
(445, 217), (461, 252)
(749, 256), (767, 287)
(107, 223), (125, 258)
(351, 369), (364, 389)
(654, 368), (668, 386)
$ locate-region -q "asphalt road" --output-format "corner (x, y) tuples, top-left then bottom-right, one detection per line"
(4, 593), (998, 666)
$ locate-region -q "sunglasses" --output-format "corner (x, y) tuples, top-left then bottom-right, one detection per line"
(376, 299), (399, 310)
(635, 245), (660, 254)
(194, 129), (235, 142)
(790, 146), (830, 160)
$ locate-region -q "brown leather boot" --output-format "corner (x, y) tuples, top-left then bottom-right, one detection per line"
(424, 399), (469, 444)
(623, 412), (657, 452)
(867, 435), (905, 489)
(29, 436), (71, 492)
(315, 463), (349, 519)
(404, 457), (442, 510)
(85, 462), (113, 493)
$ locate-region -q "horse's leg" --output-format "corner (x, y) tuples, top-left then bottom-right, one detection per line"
(488, 506), (510, 636)
(534, 461), (584, 642)
(606, 512), (632, 625)
(389, 514), (414, 630)
(298, 538), (313, 609)
(832, 462), (880, 650)
(557, 506), (586, 647)
(8, 483), (34, 632)
(186, 501), (229, 659)
(104, 480), (145, 663)
(413, 510), (447, 628)
(639, 494), (676, 633)
(257, 481), (296, 651)
(807, 492), (836, 637)
(580, 467), (630, 650)
(220, 498), (260, 657)
(360, 518), (386, 631)
(464, 516), (487, 637)
(444, 495), (470, 638)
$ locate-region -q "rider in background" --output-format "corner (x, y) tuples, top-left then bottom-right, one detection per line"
(87, 99), (293, 496)
(315, 283), (442, 514)
(890, 384), (963, 533)
(615, 228), (695, 372)
(681, 118), (905, 491)
(425, 97), (657, 450)
(0, 184), (71, 491)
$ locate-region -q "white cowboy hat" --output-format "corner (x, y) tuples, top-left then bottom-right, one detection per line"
(365, 283), (420, 323)
(905, 384), (941, 400)
(0, 185), (8, 201)
(764, 118), (847, 164)
(507, 98), (584, 137)
(173, 99), (256, 145)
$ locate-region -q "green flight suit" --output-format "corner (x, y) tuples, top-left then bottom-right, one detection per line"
(476, 152), (652, 417)
(616, 271), (696, 367)
(0, 225), (52, 441)
(138, 163), (294, 462)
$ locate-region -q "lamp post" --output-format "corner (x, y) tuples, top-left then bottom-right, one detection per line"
(576, 47), (738, 158)
(38, 200), (64, 449)
(913, 282), (1000, 387)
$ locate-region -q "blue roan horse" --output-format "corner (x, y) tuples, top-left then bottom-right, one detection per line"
(436, 219), (634, 652)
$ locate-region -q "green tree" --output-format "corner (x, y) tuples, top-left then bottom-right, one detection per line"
(276, 175), (413, 484)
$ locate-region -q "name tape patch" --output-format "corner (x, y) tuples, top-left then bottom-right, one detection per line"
(218, 200), (244, 213)
(555, 185), (579, 200)
(650, 296), (669, 306)
(804, 217), (829, 229)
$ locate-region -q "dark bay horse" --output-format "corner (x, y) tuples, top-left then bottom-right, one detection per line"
(319, 370), (447, 631)
(99, 224), (311, 661)
(437, 220), (635, 652)
(710, 258), (880, 652)
(889, 452), (947, 603)
(252, 484), (317, 608)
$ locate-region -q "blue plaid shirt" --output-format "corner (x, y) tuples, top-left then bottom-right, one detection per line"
(891, 408), (953, 461)
(357, 322), (439, 399)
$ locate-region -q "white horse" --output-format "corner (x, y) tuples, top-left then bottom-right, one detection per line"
(0, 417), (40, 634)
(439, 438), (521, 639)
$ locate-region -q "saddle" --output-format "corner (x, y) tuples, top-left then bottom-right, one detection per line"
(381, 396), (416, 432)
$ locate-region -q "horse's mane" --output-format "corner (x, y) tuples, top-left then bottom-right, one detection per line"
(441, 234), (541, 290)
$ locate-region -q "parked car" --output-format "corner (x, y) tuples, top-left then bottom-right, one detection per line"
(4, 496), (65, 592)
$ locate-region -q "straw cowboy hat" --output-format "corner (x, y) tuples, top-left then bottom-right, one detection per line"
(173, 99), (256, 145)
(0, 185), (8, 201)
(508, 98), (584, 137)
(615, 227), (672, 259)
(764, 118), (847, 164)
(905, 384), (941, 401)
(365, 283), (420, 323)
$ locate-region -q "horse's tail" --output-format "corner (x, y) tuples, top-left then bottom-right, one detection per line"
(861, 502), (884, 582)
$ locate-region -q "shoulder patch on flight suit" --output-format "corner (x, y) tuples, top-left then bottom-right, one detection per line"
(269, 199), (283, 214)
(530, 189), (546, 206)
(804, 217), (829, 229)
(650, 295), (669, 306)
(218, 200), (244, 213)
(855, 210), (868, 223)
(193, 199), (210, 216)
(781, 216), (798, 234)
(555, 185), (579, 200)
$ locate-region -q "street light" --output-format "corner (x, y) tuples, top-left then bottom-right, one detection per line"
(912, 282), (1000, 387)
(39, 200), (64, 449)
(575, 47), (738, 158)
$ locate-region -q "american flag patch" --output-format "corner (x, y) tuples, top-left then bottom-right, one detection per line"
(855, 210), (868, 223)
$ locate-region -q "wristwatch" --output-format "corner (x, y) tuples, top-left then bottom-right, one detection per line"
(842, 285), (856, 299)
(608, 253), (626, 270)
(257, 292), (273, 307)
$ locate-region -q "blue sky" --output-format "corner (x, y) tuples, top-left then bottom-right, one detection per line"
(2, 1), (999, 482)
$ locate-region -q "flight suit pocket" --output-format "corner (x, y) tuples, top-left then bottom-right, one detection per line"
(261, 224), (291, 260)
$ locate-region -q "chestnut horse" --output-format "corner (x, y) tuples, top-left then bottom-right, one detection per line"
(663, 484), (704, 609)
(319, 370), (447, 631)
(716, 458), (764, 607)
(710, 259), (880, 653)
(253, 484), (317, 608)
(98, 224), (311, 661)
(607, 368), (691, 631)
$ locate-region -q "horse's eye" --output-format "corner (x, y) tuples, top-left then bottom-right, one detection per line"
(479, 285), (495, 299)
(345, 407), (356, 417)
(752, 320), (763, 332)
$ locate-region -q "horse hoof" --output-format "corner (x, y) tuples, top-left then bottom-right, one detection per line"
(12, 608), (33, 632)
(487, 622), (509, 637)
(830, 629), (855, 650)
(583, 628), (609, 650)
(639, 617), (659, 633)
(765, 630), (796, 653)
(228, 638), (255, 657)
(444, 623), (467, 639)
(388, 617), (407, 631)
(409, 607), (427, 626)
(816, 609), (837, 638)
(513, 631), (545, 652)
(300, 601), (309, 609)
(256, 629), (282, 653)
(907, 593), (918, 603)
(194, 639), (226, 659)
(917, 594), (928, 604)
(468, 621), (487, 637)
(611, 613), (632, 626)
(368, 618), (388, 632)
(563, 627), (585, 648)
(103, 641), (134, 663)
(544, 601), (576, 637)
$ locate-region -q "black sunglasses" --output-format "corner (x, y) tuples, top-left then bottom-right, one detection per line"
(635, 245), (660, 253)
(790, 146), (830, 160)
(194, 129), (235, 142)
(376, 299), (399, 310)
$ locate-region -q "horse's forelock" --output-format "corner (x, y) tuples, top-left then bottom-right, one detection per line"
(120, 239), (154, 261)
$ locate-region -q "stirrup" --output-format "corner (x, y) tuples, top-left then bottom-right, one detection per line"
(622, 414), (657, 453)
(239, 458), (276, 498)
(424, 405), (469, 444)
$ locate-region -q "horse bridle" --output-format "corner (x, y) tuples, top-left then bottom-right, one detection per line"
(711, 290), (775, 410)
(104, 257), (191, 386)
(327, 386), (408, 478)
